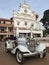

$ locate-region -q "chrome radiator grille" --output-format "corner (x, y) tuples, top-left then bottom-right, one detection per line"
(28, 43), (36, 52)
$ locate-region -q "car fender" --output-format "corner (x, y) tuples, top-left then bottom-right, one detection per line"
(36, 43), (46, 52)
(11, 45), (30, 54)
(17, 45), (30, 52)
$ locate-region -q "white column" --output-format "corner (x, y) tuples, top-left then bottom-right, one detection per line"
(41, 30), (43, 37)
(7, 27), (8, 32)
(16, 27), (19, 37)
(6, 27), (8, 37)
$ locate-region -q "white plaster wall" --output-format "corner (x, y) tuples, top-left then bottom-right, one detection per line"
(13, 18), (35, 28)
(13, 2), (43, 37)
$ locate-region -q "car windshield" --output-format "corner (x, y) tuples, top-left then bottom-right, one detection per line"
(17, 37), (27, 45)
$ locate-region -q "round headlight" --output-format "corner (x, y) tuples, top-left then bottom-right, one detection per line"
(26, 42), (30, 45)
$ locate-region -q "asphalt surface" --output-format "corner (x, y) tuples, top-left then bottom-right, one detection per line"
(0, 43), (49, 65)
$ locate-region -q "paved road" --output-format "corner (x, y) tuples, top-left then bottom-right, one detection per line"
(0, 44), (49, 65)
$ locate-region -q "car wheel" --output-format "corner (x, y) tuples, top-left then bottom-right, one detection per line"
(16, 50), (23, 64)
(5, 44), (8, 53)
(43, 53), (46, 58)
(38, 52), (46, 59)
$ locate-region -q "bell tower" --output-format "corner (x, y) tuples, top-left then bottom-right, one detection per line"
(18, 0), (31, 14)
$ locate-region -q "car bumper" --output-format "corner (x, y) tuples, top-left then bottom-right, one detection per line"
(23, 51), (39, 57)
(23, 50), (46, 57)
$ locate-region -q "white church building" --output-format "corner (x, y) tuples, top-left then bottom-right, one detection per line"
(13, 1), (43, 38)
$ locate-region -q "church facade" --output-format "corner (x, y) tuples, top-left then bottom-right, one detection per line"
(13, 1), (43, 38)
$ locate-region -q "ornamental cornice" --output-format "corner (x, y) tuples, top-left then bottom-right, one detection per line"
(13, 13), (36, 20)
(13, 16), (36, 22)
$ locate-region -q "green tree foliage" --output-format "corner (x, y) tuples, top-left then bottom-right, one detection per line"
(41, 9), (49, 36)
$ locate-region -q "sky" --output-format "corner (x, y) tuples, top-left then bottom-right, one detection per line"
(0, 0), (49, 19)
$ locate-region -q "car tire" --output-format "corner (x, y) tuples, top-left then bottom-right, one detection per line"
(16, 50), (23, 64)
(43, 53), (46, 58)
(5, 44), (8, 53)
(38, 52), (46, 59)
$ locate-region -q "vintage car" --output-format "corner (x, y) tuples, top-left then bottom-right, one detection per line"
(5, 36), (46, 64)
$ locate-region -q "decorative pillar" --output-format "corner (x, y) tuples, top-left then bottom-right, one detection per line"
(16, 27), (19, 37)
(41, 30), (43, 37)
(6, 27), (8, 37)
(14, 27), (19, 37)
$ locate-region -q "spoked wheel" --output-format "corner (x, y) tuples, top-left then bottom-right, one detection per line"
(16, 50), (23, 64)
